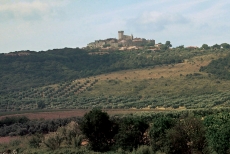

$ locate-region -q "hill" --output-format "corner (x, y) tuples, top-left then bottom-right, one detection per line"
(1, 47), (230, 112)
(0, 46), (194, 93)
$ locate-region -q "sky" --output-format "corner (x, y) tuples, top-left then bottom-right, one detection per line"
(0, 0), (230, 53)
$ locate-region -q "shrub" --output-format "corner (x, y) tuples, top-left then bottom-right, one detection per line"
(28, 134), (42, 148)
(44, 133), (64, 150)
(10, 139), (21, 147)
(73, 135), (83, 148)
(0, 116), (29, 127)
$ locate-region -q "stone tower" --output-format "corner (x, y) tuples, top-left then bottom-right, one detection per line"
(118, 31), (124, 40)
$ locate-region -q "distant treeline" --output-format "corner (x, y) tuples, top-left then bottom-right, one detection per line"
(0, 116), (80, 137)
(0, 48), (120, 93)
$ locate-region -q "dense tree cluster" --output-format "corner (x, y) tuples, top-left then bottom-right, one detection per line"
(79, 109), (230, 153)
(200, 53), (230, 80)
(0, 116), (80, 137)
(201, 43), (230, 50)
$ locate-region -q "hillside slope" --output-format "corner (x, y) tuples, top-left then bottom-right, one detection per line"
(1, 48), (230, 112)
(0, 47), (217, 94)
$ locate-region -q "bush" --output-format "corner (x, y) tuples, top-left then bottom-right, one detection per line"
(10, 139), (21, 147)
(44, 133), (64, 150)
(28, 134), (42, 148)
(0, 116), (30, 127)
(73, 135), (83, 148)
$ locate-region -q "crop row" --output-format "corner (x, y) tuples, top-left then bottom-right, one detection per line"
(4, 79), (98, 100)
(1, 90), (230, 111)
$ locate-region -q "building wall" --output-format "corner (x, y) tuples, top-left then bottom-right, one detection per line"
(118, 31), (124, 40)
(122, 35), (133, 40)
(118, 31), (133, 40)
(87, 40), (105, 48)
(87, 31), (155, 48)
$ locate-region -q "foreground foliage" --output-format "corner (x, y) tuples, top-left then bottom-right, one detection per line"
(114, 117), (149, 151)
(80, 108), (116, 152)
(2, 109), (230, 153)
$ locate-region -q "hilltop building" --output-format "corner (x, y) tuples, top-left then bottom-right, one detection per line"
(118, 31), (133, 40)
(87, 31), (155, 49)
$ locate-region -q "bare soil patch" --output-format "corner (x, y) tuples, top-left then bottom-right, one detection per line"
(0, 109), (175, 120)
(0, 136), (19, 144)
(0, 109), (89, 120)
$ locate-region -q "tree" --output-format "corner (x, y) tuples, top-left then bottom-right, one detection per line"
(211, 44), (221, 49)
(204, 113), (230, 153)
(160, 44), (168, 50)
(146, 42), (155, 46)
(79, 108), (115, 152)
(167, 117), (209, 154)
(177, 45), (184, 49)
(114, 117), (149, 151)
(118, 44), (123, 47)
(149, 117), (175, 153)
(221, 43), (230, 49)
(201, 44), (210, 50)
(103, 44), (111, 48)
(37, 101), (46, 109)
(165, 41), (172, 48)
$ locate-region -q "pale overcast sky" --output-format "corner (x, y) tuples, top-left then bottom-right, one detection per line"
(0, 0), (230, 53)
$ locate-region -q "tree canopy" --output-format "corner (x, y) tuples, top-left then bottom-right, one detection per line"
(80, 108), (116, 152)
(201, 44), (209, 49)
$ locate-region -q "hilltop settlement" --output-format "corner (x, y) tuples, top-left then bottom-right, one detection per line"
(87, 31), (156, 50)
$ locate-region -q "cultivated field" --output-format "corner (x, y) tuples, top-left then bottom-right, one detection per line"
(1, 52), (230, 112)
